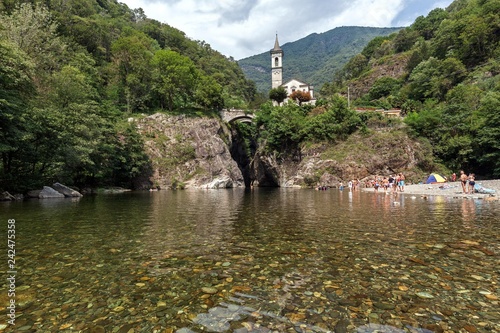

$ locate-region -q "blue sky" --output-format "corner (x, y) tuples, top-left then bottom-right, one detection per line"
(120, 0), (454, 60)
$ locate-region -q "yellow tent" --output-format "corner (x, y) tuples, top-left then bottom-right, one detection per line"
(426, 173), (447, 184)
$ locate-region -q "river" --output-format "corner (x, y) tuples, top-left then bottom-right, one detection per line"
(0, 189), (499, 332)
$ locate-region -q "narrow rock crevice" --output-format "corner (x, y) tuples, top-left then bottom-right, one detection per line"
(228, 124), (256, 188)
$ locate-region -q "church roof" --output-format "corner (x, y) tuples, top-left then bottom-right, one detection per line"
(282, 78), (311, 87)
(271, 34), (283, 53)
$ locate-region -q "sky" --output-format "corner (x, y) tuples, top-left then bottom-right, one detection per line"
(119, 0), (454, 60)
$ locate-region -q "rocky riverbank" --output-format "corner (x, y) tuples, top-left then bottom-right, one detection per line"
(0, 183), (83, 201)
(363, 179), (499, 200)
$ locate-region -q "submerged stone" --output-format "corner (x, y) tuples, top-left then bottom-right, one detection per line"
(416, 292), (434, 299)
(202, 287), (218, 294)
(356, 324), (406, 332)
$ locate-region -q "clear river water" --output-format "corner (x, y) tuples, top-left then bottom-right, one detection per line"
(0, 189), (499, 333)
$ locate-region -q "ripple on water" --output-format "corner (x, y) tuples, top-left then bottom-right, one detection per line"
(0, 189), (498, 332)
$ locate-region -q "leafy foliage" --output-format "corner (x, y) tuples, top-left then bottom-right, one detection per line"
(368, 77), (401, 100)
(0, 0), (256, 192)
(268, 86), (288, 105)
(322, 0), (500, 177)
(254, 96), (362, 157)
(289, 90), (312, 105)
(151, 49), (199, 110)
(476, 92), (500, 175)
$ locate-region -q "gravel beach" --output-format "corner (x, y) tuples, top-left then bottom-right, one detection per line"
(362, 179), (499, 200)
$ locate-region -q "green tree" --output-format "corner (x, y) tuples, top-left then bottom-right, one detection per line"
(412, 8), (448, 40)
(404, 107), (443, 140)
(254, 102), (306, 155)
(408, 57), (466, 101)
(435, 84), (478, 171)
(368, 77), (400, 100)
(361, 36), (392, 59)
(195, 75), (224, 110)
(393, 28), (419, 53)
(268, 86), (288, 105)
(406, 39), (430, 73)
(48, 65), (98, 108)
(302, 96), (360, 142)
(151, 49), (199, 111)
(342, 54), (368, 80)
(89, 122), (152, 188)
(476, 92), (500, 177)
(0, 3), (67, 87)
(111, 31), (159, 112)
(457, 15), (493, 66)
(0, 39), (35, 190)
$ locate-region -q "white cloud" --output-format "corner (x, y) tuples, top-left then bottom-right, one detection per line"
(120, 0), (453, 60)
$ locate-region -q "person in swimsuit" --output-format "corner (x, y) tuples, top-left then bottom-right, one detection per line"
(468, 173), (476, 194)
(460, 170), (468, 194)
(398, 173), (405, 192)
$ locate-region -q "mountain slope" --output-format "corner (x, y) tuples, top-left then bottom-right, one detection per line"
(324, 0), (500, 177)
(238, 26), (402, 93)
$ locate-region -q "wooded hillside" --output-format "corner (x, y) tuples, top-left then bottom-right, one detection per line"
(0, 0), (257, 192)
(321, 0), (500, 178)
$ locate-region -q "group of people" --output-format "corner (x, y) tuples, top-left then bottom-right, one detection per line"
(369, 173), (406, 193)
(458, 170), (476, 194)
(336, 174), (406, 193)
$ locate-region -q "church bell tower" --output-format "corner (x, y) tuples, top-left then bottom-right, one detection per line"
(270, 34), (283, 89)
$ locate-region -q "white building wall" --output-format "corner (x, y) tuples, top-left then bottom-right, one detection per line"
(282, 79), (314, 99)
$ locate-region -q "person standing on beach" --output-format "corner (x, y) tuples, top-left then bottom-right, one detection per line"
(460, 170), (468, 194)
(382, 177), (389, 192)
(388, 175), (395, 192)
(468, 173), (476, 194)
(397, 173), (405, 192)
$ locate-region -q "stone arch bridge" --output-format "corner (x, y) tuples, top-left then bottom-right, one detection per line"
(220, 109), (255, 123)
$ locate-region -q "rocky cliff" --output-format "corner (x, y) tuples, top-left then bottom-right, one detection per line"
(136, 113), (244, 189)
(249, 130), (432, 188)
(136, 113), (433, 189)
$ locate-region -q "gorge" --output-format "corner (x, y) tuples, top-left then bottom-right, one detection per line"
(134, 112), (431, 190)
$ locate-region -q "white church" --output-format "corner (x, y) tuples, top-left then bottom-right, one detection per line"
(271, 35), (316, 105)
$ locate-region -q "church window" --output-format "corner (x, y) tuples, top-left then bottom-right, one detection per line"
(274, 57), (279, 67)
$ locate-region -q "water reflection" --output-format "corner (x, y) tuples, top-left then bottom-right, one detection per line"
(0, 190), (498, 332)
(461, 198), (477, 226)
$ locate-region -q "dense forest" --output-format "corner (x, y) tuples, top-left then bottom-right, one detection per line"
(319, 0), (500, 178)
(0, 0), (257, 192)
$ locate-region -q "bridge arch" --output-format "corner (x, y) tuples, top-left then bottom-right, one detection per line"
(220, 109), (255, 123)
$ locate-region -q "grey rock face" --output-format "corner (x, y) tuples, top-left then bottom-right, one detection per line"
(52, 183), (83, 197)
(39, 186), (65, 199)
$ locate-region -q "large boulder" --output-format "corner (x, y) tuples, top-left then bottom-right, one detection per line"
(26, 190), (42, 198)
(52, 183), (83, 197)
(39, 186), (65, 199)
